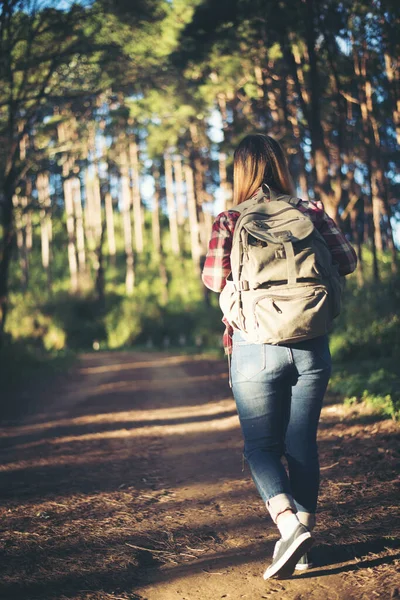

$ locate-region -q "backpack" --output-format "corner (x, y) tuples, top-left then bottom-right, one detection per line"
(219, 185), (342, 345)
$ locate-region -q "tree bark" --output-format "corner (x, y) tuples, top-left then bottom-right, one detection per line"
(20, 194), (31, 285)
(37, 172), (52, 290)
(164, 154), (180, 255)
(297, 1), (336, 214)
(173, 155), (186, 227)
(152, 167), (168, 304)
(152, 167), (162, 255)
(92, 168), (103, 243)
(218, 151), (233, 210)
(184, 164), (201, 272)
(120, 149), (135, 294)
(84, 170), (95, 250)
(286, 75), (309, 199)
(104, 191), (116, 265)
(129, 140), (144, 253)
(0, 179), (15, 338)
(63, 170), (79, 293)
(95, 221), (106, 307)
(23, 180), (33, 252)
(71, 175), (86, 274)
(189, 122), (207, 206)
(384, 52), (400, 145)
(12, 194), (28, 289)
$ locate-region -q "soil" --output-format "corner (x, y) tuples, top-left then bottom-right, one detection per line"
(0, 351), (399, 600)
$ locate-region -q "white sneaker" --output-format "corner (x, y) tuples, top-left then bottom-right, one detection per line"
(263, 524), (314, 579)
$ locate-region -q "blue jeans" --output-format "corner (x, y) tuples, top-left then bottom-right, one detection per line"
(231, 331), (331, 520)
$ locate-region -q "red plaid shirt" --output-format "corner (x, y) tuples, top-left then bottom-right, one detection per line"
(202, 192), (358, 354)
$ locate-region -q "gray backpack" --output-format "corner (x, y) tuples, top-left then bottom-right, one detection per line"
(219, 185), (342, 344)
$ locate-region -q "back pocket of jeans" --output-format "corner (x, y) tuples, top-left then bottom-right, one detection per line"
(234, 342), (265, 380)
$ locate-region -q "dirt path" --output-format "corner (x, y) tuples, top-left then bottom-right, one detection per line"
(0, 351), (399, 600)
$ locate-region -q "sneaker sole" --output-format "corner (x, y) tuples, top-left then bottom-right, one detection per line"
(263, 533), (313, 580)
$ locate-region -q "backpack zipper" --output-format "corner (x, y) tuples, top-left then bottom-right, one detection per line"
(252, 287), (326, 316)
(271, 300), (282, 313)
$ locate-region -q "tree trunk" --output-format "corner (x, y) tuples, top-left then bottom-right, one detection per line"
(203, 209), (213, 245)
(355, 215), (365, 289)
(152, 167), (168, 304)
(120, 149), (135, 294)
(218, 151), (233, 210)
(152, 167), (162, 255)
(84, 170), (96, 250)
(285, 75), (309, 199)
(384, 52), (400, 145)
(129, 141), (144, 253)
(12, 194), (28, 289)
(12, 195), (24, 254)
(20, 194), (30, 286)
(92, 169), (103, 243)
(363, 63), (398, 273)
(71, 176), (86, 274)
(58, 121), (79, 291)
(189, 122), (207, 206)
(104, 191), (116, 265)
(184, 164), (201, 272)
(24, 180), (33, 252)
(173, 155), (186, 227)
(354, 46), (384, 281)
(63, 172), (79, 293)
(95, 221), (106, 307)
(379, 188), (398, 275)
(37, 172), (52, 290)
(164, 154), (180, 255)
(320, 24), (348, 218)
(371, 173), (383, 253)
(301, 1), (335, 214)
(0, 182), (15, 338)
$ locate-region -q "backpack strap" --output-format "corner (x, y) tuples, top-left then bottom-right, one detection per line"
(282, 240), (297, 285)
(233, 184), (302, 212)
(266, 184), (302, 207)
(230, 185), (304, 287)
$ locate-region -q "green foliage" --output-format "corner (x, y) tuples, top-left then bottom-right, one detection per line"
(330, 259), (400, 361)
(7, 291), (67, 351)
(6, 221), (224, 354)
(329, 363), (400, 420)
(328, 250), (400, 419)
(105, 295), (158, 348)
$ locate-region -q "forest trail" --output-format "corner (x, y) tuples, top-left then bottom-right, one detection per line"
(0, 351), (399, 600)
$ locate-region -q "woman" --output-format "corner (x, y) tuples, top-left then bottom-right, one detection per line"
(202, 134), (357, 579)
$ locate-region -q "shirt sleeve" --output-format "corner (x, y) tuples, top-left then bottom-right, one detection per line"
(299, 200), (357, 276)
(317, 213), (358, 276)
(201, 212), (238, 292)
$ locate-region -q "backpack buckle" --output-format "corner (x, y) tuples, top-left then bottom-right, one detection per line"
(274, 230), (292, 242)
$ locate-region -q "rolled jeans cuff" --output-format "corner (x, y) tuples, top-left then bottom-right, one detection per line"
(266, 493), (297, 523)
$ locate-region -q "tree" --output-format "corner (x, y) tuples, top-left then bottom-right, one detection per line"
(0, 0), (114, 335)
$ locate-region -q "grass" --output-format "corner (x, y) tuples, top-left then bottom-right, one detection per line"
(329, 358), (400, 420)
(4, 239), (400, 420)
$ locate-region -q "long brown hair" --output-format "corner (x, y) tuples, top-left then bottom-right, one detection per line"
(233, 134), (295, 205)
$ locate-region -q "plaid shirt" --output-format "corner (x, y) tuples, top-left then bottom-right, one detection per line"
(202, 192), (358, 355)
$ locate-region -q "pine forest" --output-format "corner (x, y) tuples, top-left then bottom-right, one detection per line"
(1, 0), (399, 417)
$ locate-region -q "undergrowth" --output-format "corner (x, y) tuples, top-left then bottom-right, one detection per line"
(4, 244), (400, 419)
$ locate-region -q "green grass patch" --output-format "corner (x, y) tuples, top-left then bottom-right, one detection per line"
(329, 358), (400, 420)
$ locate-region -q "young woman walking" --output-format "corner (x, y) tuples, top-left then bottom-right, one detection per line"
(202, 134), (357, 579)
